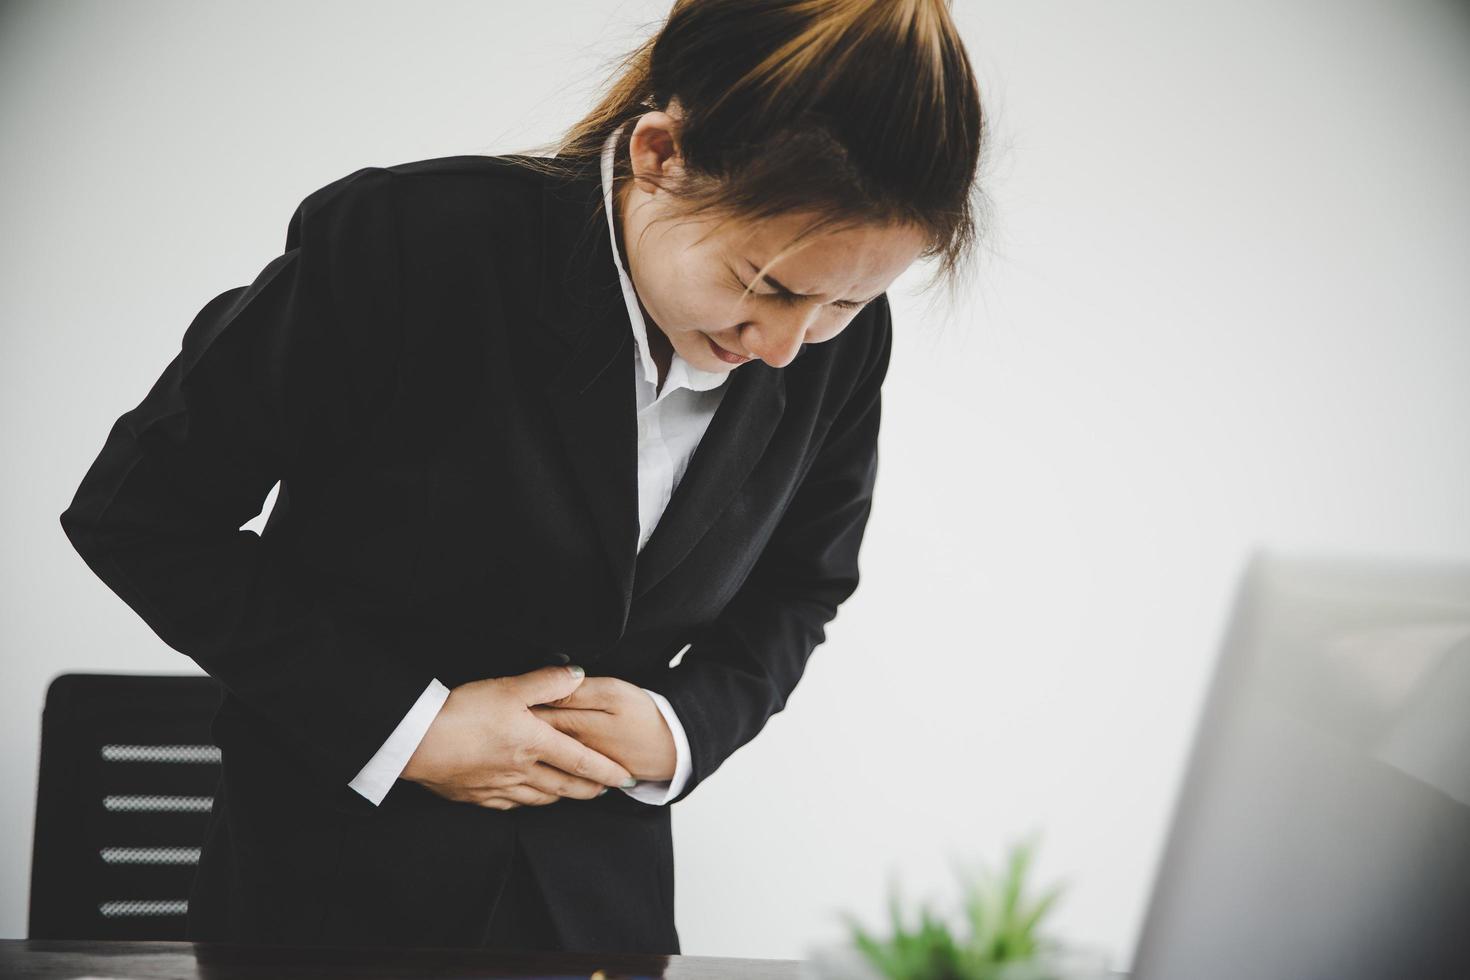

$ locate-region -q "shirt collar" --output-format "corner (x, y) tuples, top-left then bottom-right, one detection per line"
(600, 122), (728, 396)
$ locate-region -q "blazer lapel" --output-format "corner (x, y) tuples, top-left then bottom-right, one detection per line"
(632, 362), (785, 601)
(529, 156), (787, 621)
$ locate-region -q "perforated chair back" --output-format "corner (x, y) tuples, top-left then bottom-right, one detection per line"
(29, 672), (224, 939)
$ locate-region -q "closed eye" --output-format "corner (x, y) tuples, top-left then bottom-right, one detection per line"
(733, 275), (868, 311)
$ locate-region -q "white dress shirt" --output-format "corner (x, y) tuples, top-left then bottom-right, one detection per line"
(349, 122), (728, 807)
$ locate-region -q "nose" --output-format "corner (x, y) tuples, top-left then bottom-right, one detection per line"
(742, 305), (820, 368)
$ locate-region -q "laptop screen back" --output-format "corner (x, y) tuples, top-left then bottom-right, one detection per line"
(1131, 551), (1470, 980)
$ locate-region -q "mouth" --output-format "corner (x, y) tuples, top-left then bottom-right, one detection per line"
(706, 334), (751, 365)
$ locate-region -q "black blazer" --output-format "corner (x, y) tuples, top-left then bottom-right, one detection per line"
(58, 150), (893, 954)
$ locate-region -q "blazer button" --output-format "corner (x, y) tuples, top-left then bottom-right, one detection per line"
(544, 650), (571, 666)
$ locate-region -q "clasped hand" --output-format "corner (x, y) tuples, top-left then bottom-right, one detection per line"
(400, 665), (677, 810)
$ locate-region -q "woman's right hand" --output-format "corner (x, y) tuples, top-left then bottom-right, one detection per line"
(400, 665), (635, 809)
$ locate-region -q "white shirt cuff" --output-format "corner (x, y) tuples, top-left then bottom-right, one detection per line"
(348, 678), (451, 806)
(620, 687), (693, 805)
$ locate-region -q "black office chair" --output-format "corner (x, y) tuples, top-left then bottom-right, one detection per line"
(29, 672), (224, 940)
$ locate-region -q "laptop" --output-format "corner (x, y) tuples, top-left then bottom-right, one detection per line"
(1129, 548), (1470, 980)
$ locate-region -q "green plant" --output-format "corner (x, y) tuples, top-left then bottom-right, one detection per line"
(839, 833), (1069, 980)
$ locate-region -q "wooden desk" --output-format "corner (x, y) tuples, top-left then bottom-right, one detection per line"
(0, 939), (803, 979)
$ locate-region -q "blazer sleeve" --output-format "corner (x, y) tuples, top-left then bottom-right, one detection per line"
(646, 295), (894, 805)
(58, 166), (441, 791)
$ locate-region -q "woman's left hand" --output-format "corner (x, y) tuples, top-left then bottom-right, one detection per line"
(529, 676), (678, 783)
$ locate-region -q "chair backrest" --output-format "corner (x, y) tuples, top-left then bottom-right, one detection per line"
(29, 672), (224, 940)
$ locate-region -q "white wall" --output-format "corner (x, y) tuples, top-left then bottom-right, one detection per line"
(3, 0), (1467, 967)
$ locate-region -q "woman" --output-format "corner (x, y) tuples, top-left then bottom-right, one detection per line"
(59, 0), (987, 957)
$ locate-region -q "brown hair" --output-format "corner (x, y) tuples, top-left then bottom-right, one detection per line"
(508, 0), (990, 311)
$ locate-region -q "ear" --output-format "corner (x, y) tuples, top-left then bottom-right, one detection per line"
(628, 110), (684, 193)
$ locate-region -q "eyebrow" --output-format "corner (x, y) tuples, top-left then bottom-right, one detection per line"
(744, 258), (878, 305)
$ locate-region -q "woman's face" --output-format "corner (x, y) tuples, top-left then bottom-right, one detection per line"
(616, 112), (928, 371)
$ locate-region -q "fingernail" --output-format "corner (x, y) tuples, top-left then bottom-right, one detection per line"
(621, 777), (638, 788)
(598, 787), (609, 796)
(567, 664), (585, 679)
